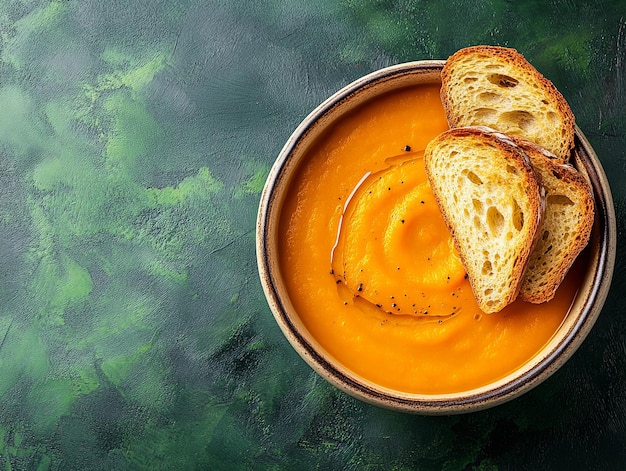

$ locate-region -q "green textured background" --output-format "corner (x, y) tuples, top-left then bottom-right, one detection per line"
(0, 1), (625, 469)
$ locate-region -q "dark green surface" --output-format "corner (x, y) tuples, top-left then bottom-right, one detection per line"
(0, 1), (624, 469)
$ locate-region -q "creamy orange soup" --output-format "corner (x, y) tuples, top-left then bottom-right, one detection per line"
(278, 83), (582, 394)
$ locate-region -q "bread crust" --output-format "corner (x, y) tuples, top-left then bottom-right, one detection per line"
(441, 45), (576, 161)
(424, 126), (545, 313)
(513, 137), (595, 303)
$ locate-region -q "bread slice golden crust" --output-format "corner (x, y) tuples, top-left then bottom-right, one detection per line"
(513, 137), (595, 303)
(424, 127), (545, 313)
(441, 45), (575, 161)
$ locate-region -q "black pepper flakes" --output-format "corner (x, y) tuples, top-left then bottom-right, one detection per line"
(404, 145), (411, 151)
(356, 283), (363, 292)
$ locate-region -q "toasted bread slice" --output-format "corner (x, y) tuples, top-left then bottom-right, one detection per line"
(424, 127), (545, 313)
(513, 137), (595, 303)
(441, 45), (575, 161)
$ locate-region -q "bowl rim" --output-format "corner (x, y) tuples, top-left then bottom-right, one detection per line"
(256, 60), (617, 414)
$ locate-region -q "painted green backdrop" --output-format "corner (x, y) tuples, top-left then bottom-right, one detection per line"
(0, 1), (625, 469)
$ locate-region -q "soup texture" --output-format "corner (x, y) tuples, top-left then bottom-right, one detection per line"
(278, 83), (581, 394)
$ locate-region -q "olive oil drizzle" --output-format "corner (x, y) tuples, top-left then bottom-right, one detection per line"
(330, 151), (463, 320)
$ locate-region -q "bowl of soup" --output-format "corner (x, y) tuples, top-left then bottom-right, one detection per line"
(256, 60), (616, 414)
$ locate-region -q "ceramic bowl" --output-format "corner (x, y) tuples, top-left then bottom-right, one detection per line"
(256, 60), (616, 414)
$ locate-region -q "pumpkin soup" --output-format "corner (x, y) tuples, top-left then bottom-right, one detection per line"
(277, 83), (582, 394)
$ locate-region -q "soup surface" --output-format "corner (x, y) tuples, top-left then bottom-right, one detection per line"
(278, 83), (582, 394)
